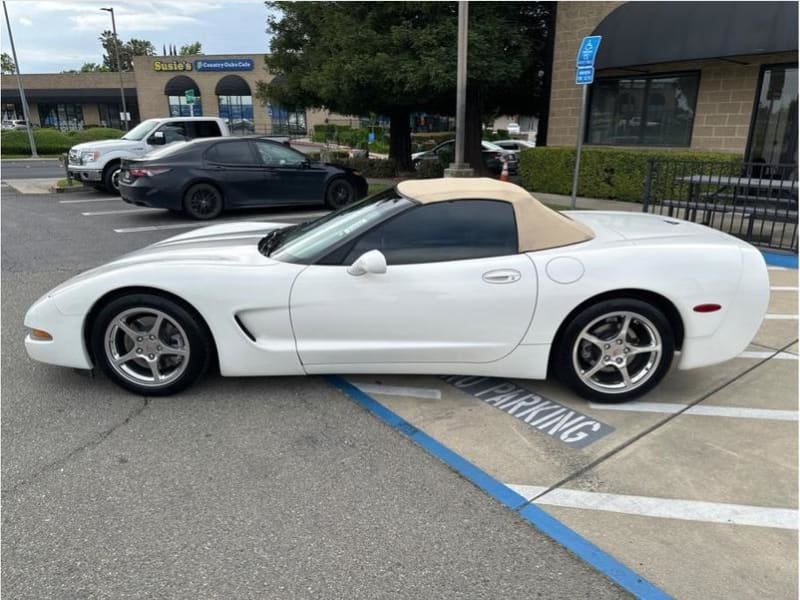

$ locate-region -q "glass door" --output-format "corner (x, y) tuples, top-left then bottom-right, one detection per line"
(747, 65), (798, 166)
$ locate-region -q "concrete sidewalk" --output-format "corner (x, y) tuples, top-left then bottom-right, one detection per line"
(3, 178), (60, 194)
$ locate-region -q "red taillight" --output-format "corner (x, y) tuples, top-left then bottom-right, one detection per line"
(129, 167), (170, 177)
(693, 303), (722, 313)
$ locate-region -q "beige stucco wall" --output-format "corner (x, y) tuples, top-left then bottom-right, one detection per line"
(547, 1), (623, 147)
(0, 71), (136, 91)
(82, 103), (100, 127)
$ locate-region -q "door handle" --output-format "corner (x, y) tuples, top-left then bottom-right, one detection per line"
(482, 269), (521, 284)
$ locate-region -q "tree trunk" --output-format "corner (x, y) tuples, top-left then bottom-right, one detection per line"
(464, 84), (487, 175)
(388, 109), (412, 171)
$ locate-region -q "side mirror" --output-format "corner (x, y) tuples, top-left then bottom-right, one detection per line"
(149, 131), (166, 145)
(347, 250), (387, 276)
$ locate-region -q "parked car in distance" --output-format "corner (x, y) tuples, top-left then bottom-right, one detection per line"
(493, 139), (537, 155)
(506, 122), (521, 135)
(68, 116), (230, 194)
(411, 140), (518, 175)
(119, 136), (368, 219)
(2, 119), (29, 130)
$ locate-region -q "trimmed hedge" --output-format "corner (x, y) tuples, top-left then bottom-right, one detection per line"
(519, 146), (742, 202)
(1, 127), (124, 155)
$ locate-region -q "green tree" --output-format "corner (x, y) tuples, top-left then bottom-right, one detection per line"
(1, 52), (15, 74)
(99, 31), (156, 71)
(258, 2), (554, 170)
(179, 42), (203, 55)
(81, 62), (110, 72)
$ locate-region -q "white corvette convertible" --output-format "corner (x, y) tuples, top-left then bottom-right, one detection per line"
(25, 178), (769, 401)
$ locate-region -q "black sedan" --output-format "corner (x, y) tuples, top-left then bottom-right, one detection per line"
(119, 137), (368, 219)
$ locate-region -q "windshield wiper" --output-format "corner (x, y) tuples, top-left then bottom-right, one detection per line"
(258, 224), (299, 256)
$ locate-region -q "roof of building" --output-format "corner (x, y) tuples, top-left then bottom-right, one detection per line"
(396, 178), (594, 252)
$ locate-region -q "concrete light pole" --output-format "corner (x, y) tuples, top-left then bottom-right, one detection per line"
(2, 0), (37, 157)
(444, 0), (474, 177)
(101, 7), (129, 130)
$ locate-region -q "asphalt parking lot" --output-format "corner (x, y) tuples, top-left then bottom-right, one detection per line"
(2, 182), (797, 599)
(2, 185), (631, 599)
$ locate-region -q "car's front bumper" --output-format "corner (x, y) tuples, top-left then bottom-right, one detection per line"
(24, 294), (93, 370)
(67, 166), (103, 183)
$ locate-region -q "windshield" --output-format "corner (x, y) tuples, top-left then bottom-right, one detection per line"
(482, 141), (504, 151)
(122, 120), (159, 141)
(266, 189), (413, 263)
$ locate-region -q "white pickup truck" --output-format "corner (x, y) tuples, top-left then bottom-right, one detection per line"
(67, 117), (230, 194)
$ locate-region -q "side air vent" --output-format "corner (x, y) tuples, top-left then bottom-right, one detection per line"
(234, 315), (256, 342)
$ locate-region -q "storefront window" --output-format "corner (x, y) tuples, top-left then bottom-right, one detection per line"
(748, 65), (798, 165)
(218, 95), (254, 134)
(587, 73), (699, 146)
(38, 103), (84, 131)
(168, 95), (202, 117)
(268, 103), (306, 135)
(2, 102), (22, 121)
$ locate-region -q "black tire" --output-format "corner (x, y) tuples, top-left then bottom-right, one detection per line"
(325, 178), (355, 209)
(102, 162), (122, 195)
(183, 183), (224, 220)
(90, 293), (213, 396)
(552, 298), (675, 403)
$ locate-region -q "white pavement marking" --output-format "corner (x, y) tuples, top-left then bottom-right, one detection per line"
(351, 382), (442, 400)
(588, 401), (798, 421)
(60, 197), (120, 204)
(82, 208), (164, 216)
(771, 286), (799, 291)
(738, 350), (798, 360)
(507, 484), (798, 530)
(113, 211), (329, 233)
(768, 266), (789, 271)
(764, 314), (798, 320)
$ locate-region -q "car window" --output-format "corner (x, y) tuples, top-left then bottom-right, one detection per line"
(255, 141), (306, 167)
(189, 121), (222, 138)
(434, 141), (455, 155)
(156, 123), (188, 144)
(343, 200), (518, 265)
(206, 140), (257, 165)
(496, 142), (517, 150)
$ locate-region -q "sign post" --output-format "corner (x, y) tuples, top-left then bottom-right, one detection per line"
(570, 35), (601, 209)
(185, 89), (195, 118)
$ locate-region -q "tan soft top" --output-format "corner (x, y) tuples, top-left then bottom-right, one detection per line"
(397, 178), (594, 252)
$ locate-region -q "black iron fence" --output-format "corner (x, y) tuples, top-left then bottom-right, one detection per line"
(641, 159), (798, 252)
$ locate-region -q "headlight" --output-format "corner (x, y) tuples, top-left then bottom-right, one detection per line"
(81, 150), (101, 163)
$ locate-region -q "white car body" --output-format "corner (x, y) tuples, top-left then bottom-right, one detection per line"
(506, 122), (521, 135)
(25, 186), (769, 387)
(67, 117), (230, 190)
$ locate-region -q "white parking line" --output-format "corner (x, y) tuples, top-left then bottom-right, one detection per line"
(113, 211), (329, 233)
(588, 401), (798, 421)
(59, 197), (119, 204)
(351, 383), (442, 400)
(737, 350), (798, 360)
(768, 266), (789, 271)
(507, 484), (798, 530)
(771, 286), (799, 291)
(82, 208), (164, 216)
(764, 314), (798, 320)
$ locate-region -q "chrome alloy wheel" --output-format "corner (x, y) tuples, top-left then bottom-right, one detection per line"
(571, 310), (663, 395)
(104, 307), (190, 388)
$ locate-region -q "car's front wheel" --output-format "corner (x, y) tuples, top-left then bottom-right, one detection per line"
(325, 178), (355, 209)
(184, 183), (224, 220)
(553, 299), (675, 402)
(103, 162), (122, 195)
(90, 294), (213, 396)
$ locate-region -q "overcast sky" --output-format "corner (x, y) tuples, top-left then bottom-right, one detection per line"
(1, 1), (274, 73)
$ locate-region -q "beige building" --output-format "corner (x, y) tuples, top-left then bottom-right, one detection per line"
(1, 52), (332, 134)
(547, 1), (798, 163)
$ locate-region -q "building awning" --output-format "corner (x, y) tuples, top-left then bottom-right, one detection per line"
(592, 1), (798, 71)
(163, 76), (200, 96)
(215, 75), (251, 96)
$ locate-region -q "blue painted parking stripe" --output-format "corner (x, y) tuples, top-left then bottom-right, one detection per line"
(327, 375), (672, 600)
(762, 251), (798, 269)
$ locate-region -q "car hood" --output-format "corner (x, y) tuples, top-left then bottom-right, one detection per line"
(70, 138), (141, 153)
(46, 221), (293, 296)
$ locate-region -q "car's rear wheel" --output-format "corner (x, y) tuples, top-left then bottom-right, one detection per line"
(183, 183), (223, 220)
(325, 178), (355, 209)
(102, 162), (121, 195)
(553, 299), (675, 402)
(90, 294), (212, 396)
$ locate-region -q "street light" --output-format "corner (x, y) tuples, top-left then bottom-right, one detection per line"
(2, 0), (37, 157)
(444, 0), (473, 177)
(100, 7), (129, 130)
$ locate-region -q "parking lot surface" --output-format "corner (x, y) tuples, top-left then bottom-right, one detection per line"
(2, 186), (629, 599)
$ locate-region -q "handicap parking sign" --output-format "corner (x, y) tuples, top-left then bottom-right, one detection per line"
(577, 35), (602, 68)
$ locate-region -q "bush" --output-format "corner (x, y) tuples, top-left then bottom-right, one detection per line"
(312, 124), (387, 149)
(519, 146), (742, 202)
(411, 131), (454, 151)
(333, 157), (400, 178)
(1, 127), (124, 155)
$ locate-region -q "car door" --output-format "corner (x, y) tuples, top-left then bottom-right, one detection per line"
(289, 199), (537, 365)
(204, 140), (265, 206)
(253, 140), (327, 204)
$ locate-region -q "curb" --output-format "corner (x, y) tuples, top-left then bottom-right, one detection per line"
(50, 184), (87, 194)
